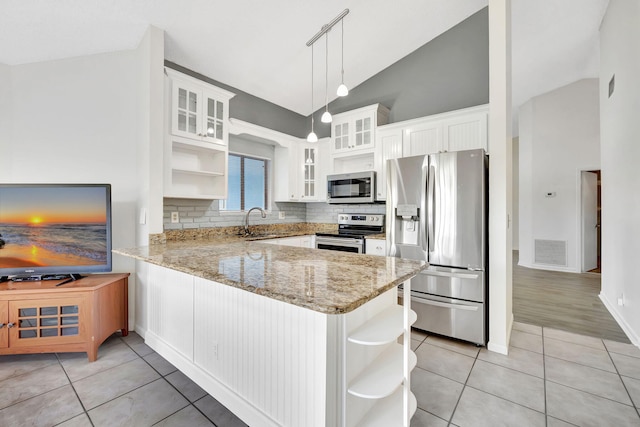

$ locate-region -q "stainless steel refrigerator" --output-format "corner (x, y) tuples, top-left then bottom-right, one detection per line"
(387, 149), (488, 345)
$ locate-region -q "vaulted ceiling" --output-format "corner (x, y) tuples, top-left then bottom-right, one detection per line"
(0, 0), (609, 130)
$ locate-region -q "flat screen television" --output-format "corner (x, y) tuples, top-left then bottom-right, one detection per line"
(0, 183), (112, 279)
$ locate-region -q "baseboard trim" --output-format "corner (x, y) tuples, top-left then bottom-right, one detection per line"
(599, 293), (640, 347)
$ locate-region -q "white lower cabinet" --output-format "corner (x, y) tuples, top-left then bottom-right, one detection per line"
(146, 264), (194, 360)
(365, 238), (387, 256)
(261, 235), (314, 248)
(141, 262), (415, 426)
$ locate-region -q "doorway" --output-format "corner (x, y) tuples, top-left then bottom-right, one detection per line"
(581, 170), (601, 273)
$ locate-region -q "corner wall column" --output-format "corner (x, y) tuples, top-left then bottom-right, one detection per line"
(488, 0), (513, 354)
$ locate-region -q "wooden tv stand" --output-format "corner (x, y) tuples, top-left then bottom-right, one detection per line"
(0, 273), (129, 362)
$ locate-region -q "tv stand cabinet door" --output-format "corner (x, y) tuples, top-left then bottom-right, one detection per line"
(8, 296), (88, 349)
(0, 302), (7, 348)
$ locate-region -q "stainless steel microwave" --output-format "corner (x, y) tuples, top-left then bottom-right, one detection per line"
(327, 171), (377, 204)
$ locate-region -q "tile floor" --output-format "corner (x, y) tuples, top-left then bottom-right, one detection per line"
(1, 323), (640, 426)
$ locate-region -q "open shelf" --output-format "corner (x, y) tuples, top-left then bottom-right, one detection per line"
(355, 387), (417, 427)
(172, 168), (224, 177)
(172, 138), (226, 152)
(348, 343), (417, 399)
(166, 138), (227, 199)
(348, 305), (417, 346)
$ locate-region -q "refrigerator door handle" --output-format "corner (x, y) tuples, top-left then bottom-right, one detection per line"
(419, 156), (429, 253)
(427, 164), (435, 252)
(427, 166), (436, 252)
(418, 270), (479, 280)
(411, 296), (479, 311)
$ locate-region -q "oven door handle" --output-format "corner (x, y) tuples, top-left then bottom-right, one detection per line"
(316, 236), (363, 245)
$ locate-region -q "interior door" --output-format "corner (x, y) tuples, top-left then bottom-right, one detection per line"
(581, 171), (598, 272)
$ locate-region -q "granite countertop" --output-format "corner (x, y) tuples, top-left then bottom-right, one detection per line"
(114, 236), (425, 315)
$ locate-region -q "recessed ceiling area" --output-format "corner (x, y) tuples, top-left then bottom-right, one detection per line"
(0, 0), (609, 131)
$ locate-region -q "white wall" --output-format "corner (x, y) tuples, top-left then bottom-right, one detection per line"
(518, 79), (600, 272)
(0, 64), (10, 175)
(3, 48), (155, 328)
(599, 0), (640, 345)
(512, 137), (519, 250)
(487, 0), (513, 355)
(135, 26), (165, 244)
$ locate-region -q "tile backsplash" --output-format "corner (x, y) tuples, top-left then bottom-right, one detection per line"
(163, 199), (386, 230)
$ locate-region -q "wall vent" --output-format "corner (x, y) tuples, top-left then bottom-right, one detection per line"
(534, 239), (567, 266)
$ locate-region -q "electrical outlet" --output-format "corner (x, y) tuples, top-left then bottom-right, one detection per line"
(171, 211), (179, 223)
(212, 342), (218, 360)
(279, 211), (285, 219)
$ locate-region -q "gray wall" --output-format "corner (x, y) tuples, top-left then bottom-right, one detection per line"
(311, 7), (489, 138)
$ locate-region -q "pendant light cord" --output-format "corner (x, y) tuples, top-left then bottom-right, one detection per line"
(340, 19), (344, 82)
(325, 33), (329, 112)
(311, 43), (314, 130)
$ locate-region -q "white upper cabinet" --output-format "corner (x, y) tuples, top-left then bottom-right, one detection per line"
(403, 120), (444, 157)
(374, 105), (488, 200)
(374, 126), (403, 201)
(401, 105), (488, 157)
(275, 141), (327, 202)
(301, 144), (320, 201)
(442, 110), (488, 152)
(331, 104), (390, 155)
(164, 68), (235, 199)
(167, 68), (235, 144)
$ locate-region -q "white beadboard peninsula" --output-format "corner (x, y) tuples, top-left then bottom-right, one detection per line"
(114, 235), (425, 427)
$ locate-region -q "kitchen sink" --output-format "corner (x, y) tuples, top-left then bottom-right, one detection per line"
(244, 233), (281, 240)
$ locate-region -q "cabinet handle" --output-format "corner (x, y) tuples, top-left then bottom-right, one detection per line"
(6, 322), (14, 328)
(0, 323), (4, 328)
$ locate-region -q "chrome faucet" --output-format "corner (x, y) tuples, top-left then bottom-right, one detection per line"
(244, 207), (267, 235)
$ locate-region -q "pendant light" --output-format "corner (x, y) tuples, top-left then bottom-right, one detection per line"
(336, 19), (349, 97)
(306, 42), (318, 143)
(321, 32), (332, 123)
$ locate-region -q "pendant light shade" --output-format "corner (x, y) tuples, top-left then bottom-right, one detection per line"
(321, 33), (332, 124)
(307, 127), (318, 143)
(307, 43), (318, 142)
(337, 19), (348, 97)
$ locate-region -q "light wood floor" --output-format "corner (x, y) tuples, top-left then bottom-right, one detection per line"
(512, 251), (630, 343)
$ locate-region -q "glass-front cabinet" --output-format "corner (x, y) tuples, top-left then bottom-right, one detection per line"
(273, 141), (327, 203)
(170, 71), (232, 144)
(303, 145), (317, 199)
(331, 104), (389, 155)
(165, 68), (235, 199)
(333, 122), (350, 151)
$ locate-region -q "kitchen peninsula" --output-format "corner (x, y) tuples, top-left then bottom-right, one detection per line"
(114, 235), (426, 427)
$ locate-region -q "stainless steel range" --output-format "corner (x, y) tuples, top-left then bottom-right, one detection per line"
(315, 214), (385, 254)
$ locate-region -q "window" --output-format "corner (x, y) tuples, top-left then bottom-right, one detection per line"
(221, 153), (268, 211)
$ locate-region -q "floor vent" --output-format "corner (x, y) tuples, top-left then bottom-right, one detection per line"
(534, 239), (567, 266)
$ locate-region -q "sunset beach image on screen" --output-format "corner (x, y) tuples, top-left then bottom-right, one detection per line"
(0, 186), (109, 269)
